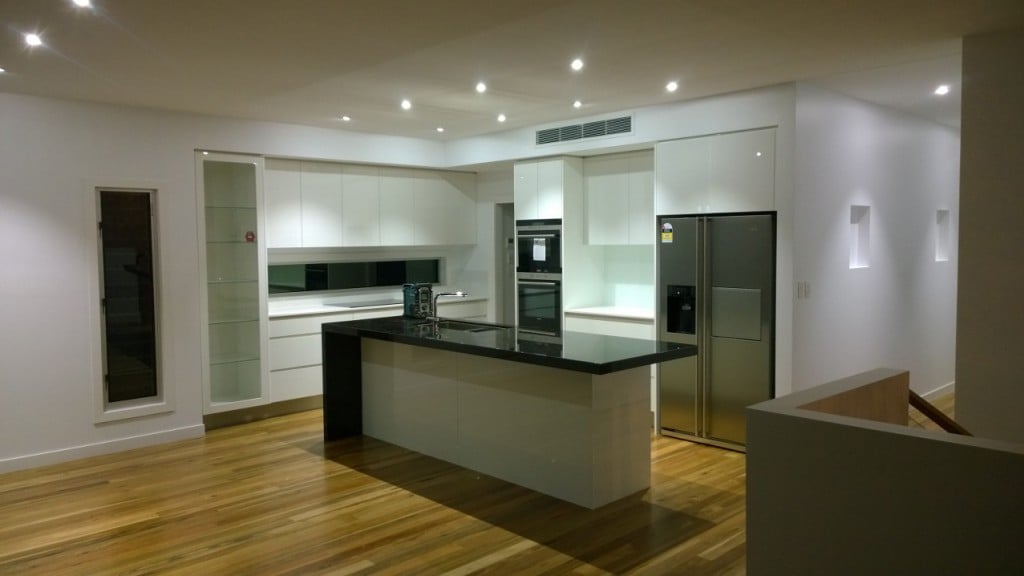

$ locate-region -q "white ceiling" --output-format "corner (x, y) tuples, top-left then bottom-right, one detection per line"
(1, 1), (1021, 140)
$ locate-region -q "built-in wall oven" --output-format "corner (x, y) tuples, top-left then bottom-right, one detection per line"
(517, 273), (562, 337)
(516, 219), (563, 337)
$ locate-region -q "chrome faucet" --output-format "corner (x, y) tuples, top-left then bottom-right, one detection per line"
(429, 290), (468, 321)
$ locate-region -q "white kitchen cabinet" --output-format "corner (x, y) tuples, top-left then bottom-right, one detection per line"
(341, 164), (381, 247)
(268, 310), (352, 403)
(416, 171), (449, 245)
(199, 152), (269, 414)
(443, 171), (478, 245)
(656, 127), (775, 215)
(627, 153), (655, 244)
(264, 159), (302, 248)
(266, 299), (488, 403)
(300, 161), (344, 247)
(514, 157), (578, 221)
(379, 167), (420, 246)
(584, 151), (654, 245)
(266, 160), (476, 248)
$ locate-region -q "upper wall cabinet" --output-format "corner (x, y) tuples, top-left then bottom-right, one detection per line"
(300, 161), (344, 247)
(584, 151), (654, 245)
(514, 157), (581, 221)
(656, 127), (776, 215)
(265, 160), (477, 249)
(264, 159), (302, 248)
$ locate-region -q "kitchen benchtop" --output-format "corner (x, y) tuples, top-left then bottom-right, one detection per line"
(563, 306), (655, 321)
(323, 316), (694, 375)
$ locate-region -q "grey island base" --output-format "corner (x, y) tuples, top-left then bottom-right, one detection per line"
(322, 316), (695, 509)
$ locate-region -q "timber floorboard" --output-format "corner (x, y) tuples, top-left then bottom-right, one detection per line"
(0, 393), (955, 575)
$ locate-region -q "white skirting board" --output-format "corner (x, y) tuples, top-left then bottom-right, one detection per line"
(0, 424), (206, 474)
(920, 380), (954, 400)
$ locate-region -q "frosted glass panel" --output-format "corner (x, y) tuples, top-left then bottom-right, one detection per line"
(204, 161), (257, 208)
(209, 320), (260, 365)
(207, 281), (259, 323)
(207, 242), (258, 282)
(209, 359), (261, 403)
(205, 206), (257, 243)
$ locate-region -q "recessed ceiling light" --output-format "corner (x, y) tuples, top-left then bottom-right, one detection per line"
(571, 58), (584, 71)
(666, 81), (679, 93)
(934, 84), (951, 96)
(497, 113), (506, 123)
(436, 127), (445, 133)
(72, 0), (92, 7)
(400, 99), (412, 110)
(573, 100), (582, 109)
(0, 67), (5, 74)
(475, 82), (487, 93)
(25, 33), (42, 47)
(202, 151), (209, 155)
(340, 115), (351, 122)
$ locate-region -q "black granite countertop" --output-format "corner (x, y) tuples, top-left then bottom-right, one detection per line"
(322, 315), (695, 375)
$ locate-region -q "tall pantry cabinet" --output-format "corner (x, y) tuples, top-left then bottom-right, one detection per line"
(197, 152), (270, 414)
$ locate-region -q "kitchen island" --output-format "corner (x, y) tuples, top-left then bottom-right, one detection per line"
(322, 316), (695, 508)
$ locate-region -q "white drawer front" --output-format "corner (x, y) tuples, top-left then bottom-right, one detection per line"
(270, 366), (322, 403)
(269, 312), (353, 338)
(269, 334), (322, 370)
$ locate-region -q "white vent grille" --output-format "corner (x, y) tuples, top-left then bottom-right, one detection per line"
(535, 115), (632, 145)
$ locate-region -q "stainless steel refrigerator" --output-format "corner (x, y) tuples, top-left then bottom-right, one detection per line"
(657, 213), (775, 449)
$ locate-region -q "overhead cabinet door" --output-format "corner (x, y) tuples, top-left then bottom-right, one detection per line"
(655, 127), (775, 214)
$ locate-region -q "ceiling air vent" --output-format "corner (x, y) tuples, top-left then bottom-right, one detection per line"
(535, 115), (633, 145)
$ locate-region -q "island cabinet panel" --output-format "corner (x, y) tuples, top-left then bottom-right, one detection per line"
(655, 127), (775, 215)
(357, 340), (651, 509)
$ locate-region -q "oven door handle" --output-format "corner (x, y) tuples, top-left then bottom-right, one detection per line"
(518, 282), (560, 289)
(518, 233), (558, 239)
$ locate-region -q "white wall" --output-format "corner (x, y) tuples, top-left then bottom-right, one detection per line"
(792, 84), (960, 394)
(957, 29), (1024, 443)
(0, 92), (444, 472)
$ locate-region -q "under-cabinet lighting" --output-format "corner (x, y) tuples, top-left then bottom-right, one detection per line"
(25, 33), (42, 47)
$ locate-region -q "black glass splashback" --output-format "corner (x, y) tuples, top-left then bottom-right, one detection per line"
(269, 259), (440, 293)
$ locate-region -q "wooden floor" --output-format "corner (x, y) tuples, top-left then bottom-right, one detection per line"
(0, 393), (956, 575)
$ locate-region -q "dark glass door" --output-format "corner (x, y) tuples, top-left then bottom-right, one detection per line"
(99, 190), (158, 403)
(517, 280), (561, 335)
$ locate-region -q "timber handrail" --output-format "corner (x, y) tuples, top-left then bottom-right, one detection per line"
(909, 390), (971, 436)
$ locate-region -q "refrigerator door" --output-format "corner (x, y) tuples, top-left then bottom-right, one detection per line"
(705, 214), (774, 445)
(658, 217), (699, 436)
